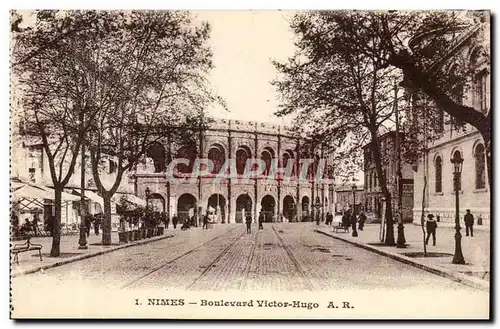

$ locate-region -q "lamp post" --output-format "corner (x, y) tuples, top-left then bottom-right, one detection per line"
(314, 201), (321, 225)
(351, 183), (358, 237)
(451, 152), (465, 264)
(145, 187), (151, 212)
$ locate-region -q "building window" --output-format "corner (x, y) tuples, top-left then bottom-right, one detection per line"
(435, 156), (442, 193)
(475, 144), (486, 189)
(474, 70), (489, 114)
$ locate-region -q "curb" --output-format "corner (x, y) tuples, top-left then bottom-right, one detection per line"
(314, 229), (489, 292)
(11, 234), (174, 278)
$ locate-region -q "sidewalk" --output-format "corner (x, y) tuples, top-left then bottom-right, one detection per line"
(10, 229), (175, 277)
(315, 222), (490, 292)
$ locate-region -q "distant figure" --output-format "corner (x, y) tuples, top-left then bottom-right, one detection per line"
(326, 212), (334, 226)
(203, 213), (209, 230)
(162, 212), (169, 229)
(245, 214), (252, 234)
(341, 211), (351, 229)
(181, 218), (190, 231)
(32, 212), (39, 236)
(464, 209), (474, 237)
(425, 214), (437, 246)
(94, 214), (101, 235)
(258, 212), (264, 230)
(84, 214), (92, 237)
(358, 211), (367, 231)
(172, 214), (178, 229)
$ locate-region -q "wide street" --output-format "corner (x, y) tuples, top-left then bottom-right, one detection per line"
(11, 223), (483, 293)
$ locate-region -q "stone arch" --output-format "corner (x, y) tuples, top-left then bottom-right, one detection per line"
(148, 193), (165, 212)
(282, 195), (297, 222)
(301, 195), (311, 221)
(235, 193), (253, 223)
(175, 143), (198, 174)
(207, 194), (227, 223)
(281, 149), (296, 177)
(207, 143), (226, 174)
(261, 147), (275, 176)
(260, 194), (276, 222)
(236, 145), (252, 175)
(177, 193), (197, 222)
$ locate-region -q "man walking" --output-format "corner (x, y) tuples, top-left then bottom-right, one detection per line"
(172, 214), (178, 229)
(258, 211), (264, 230)
(245, 214), (252, 234)
(326, 212), (334, 226)
(425, 214), (437, 246)
(358, 211), (367, 231)
(202, 212), (209, 230)
(464, 209), (474, 237)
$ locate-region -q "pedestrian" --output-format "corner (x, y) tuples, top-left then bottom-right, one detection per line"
(258, 211), (264, 230)
(464, 209), (474, 237)
(425, 214), (437, 246)
(358, 211), (367, 231)
(32, 212), (39, 236)
(341, 210), (350, 230)
(326, 212), (333, 226)
(94, 214), (101, 235)
(203, 212), (209, 230)
(172, 214), (178, 229)
(85, 214), (92, 237)
(245, 214), (252, 234)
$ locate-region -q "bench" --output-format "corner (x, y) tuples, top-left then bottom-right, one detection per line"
(333, 222), (350, 233)
(11, 237), (43, 265)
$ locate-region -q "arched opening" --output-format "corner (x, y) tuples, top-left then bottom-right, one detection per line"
(261, 147), (275, 177)
(177, 193), (197, 222)
(148, 193), (165, 213)
(236, 145), (252, 175)
(147, 142), (166, 173)
(175, 144), (197, 174)
(235, 194), (253, 223)
(435, 156), (442, 193)
(475, 143), (486, 189)
(207, 144), (225, 175)
(260, 195), (276, 222)
(301, 196), (310, 221)
(282, 195), (296, 222)
(282, 150), (296, 178)
(207, 194), (226, 223)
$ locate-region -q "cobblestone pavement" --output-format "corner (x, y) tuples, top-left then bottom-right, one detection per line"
(11, 223), (486, 293)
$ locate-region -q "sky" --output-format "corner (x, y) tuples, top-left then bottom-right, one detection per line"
(193, 11), (297, 125)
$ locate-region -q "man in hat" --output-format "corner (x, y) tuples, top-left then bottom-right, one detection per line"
(425, 214), (437, 246)
(464, 209), (474, 237)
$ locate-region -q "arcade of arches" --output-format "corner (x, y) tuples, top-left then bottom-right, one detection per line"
(137, 120), (334, 224)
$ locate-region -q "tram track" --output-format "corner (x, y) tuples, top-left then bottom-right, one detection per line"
(121, 227), (240, 289)
(271, 225), (316, 291)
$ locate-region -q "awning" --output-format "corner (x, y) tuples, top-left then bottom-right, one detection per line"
(112, 193), (146, 208)
(71, 189), (105, 207)
(12, 182), (80, 202)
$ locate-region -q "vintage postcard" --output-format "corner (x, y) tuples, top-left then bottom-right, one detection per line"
(9, 9), (491, 319)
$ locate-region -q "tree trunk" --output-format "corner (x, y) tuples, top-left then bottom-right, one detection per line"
(102, 193), (112, 245)
(50, 186), (62, 257)
(420, 175), (428, 257)
(369, 129), (395, 246)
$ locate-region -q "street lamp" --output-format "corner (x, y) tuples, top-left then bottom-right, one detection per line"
(314, 201), (321, 225)
(451, 152), (465, 264)
(351, 183), (358, 237)
(145, 187), (151, 212)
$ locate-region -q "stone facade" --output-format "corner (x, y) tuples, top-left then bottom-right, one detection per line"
(363, 131), (414, 222)
(410, 15), (490, 226)
(133, 119), (334, 224)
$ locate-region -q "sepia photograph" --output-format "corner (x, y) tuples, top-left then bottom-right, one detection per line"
(9, 8), (491, 319)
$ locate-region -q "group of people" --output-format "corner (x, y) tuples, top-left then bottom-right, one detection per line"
(425, 209), (476, 246)
(337, 210), (367, 231)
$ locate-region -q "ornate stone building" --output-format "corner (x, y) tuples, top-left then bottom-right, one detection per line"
(133, 119), (334, 224)
(410, 14), (490, 225)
